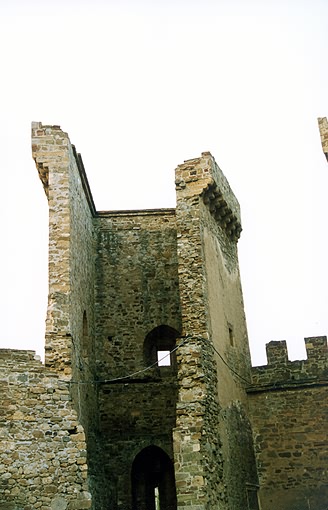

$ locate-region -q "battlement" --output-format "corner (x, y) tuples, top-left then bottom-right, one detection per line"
(249, 336), (328, 391)
(175, 151), (242, 241)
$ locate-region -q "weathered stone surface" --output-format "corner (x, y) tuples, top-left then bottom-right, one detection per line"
(174, 153), (256, 510)
(0, 349), (91, 509)
(2, 122), (327, 510)
(248, 336), (328, 510)
(50, 497), (68, 510)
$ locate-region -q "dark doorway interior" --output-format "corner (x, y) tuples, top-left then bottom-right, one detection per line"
(131, 445), (177, 510)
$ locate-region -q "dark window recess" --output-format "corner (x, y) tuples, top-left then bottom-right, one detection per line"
(144, 325), (180, 370)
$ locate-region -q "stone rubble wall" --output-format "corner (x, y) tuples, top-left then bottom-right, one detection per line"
(201, 198), (258, 509)
(95, 209), (181, 380)
(32, 123), (100, 507)
(248, 336), (328, 510)
(23, 122), (328, 510)
(174, 153), (258, 510)
(174, 153), (226, 510)
(31, 122), (97, 380)
(0, 349), (91, 510)
(32, 123), (73, 375)
(94, 209), (180, 509)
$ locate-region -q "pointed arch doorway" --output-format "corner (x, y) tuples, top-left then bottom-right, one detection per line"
(131, 445), (177, 510)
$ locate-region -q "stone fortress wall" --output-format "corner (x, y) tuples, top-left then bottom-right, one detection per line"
(1, 120), (327, 510)
(0, 349), (91, 510)
(248, 336), (328, 510)
(94, 208), (181, 510)
(30, 122), (105, 508)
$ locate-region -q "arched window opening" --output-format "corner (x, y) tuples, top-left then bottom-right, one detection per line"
(131, 446), (177, 510)
(143, 325), (180, 370)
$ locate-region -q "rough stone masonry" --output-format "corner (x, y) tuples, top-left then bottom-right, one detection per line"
(0, 121), (327, 510)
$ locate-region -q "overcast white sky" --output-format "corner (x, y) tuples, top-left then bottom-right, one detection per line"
(1, 0), (327, 366)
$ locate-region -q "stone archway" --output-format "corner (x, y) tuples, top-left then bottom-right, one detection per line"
(131, 445), (177, 510)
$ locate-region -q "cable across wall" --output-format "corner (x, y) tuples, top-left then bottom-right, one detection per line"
(69, 335), (251, 387)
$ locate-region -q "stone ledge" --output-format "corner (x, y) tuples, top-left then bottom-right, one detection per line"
(247, 378), (328, 394)
(97, 208), (176, 217)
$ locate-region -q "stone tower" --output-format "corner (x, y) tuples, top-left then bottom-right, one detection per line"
(31, 122), (259, 510)
(2, 122), (326, 510)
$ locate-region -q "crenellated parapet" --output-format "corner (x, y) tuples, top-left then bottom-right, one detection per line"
(175, 151), (242, 242)
(249, 336), (328, 391)
(248, 336), (328, 509)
